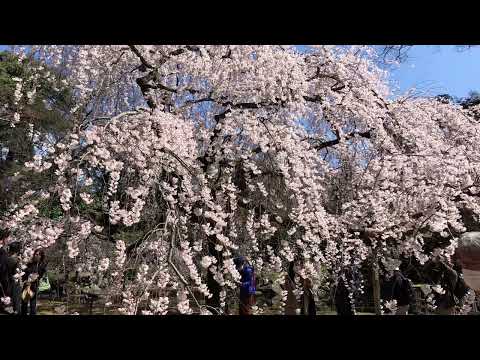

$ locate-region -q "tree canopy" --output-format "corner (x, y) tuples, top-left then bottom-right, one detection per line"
(1, 45), (479, 315)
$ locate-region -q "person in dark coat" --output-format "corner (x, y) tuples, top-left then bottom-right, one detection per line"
(334, 274), (355, 316)
(282, 260), (316, 315)
(7, 242), (22, 314)
(381, 268), (415, 315)
(424, 259), (461, 314)
(21, 249), (47, 315)
(452, 259), (471, 303)
(300, 277), (316, 316)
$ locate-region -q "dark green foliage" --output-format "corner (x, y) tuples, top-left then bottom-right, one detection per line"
(0, 51), (76, 215)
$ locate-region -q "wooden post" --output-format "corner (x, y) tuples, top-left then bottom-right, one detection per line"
(372, 253), (382, 315)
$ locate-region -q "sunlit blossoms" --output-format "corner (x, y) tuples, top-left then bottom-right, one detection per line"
(1, 45), (479, 315)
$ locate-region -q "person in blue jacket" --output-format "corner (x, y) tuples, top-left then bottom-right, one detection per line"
(234, 256), (256, 315)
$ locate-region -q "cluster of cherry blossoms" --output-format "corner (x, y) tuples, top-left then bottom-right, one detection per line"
(2, 45), (479, 314)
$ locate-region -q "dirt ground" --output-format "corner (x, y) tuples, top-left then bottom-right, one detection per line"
(3, 294), (377, 315)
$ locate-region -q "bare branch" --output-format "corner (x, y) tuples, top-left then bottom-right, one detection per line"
(312, 130), (372, 150)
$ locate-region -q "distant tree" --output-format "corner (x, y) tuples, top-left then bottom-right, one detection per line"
(461, 91), (480, 108)
(435, 94), (457, 104)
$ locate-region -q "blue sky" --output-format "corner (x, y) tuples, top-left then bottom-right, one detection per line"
(389, 45), (480, 99)
(296, 45), (480, 98)
(2, 45), (479, 99)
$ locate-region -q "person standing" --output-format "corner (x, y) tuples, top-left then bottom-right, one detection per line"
(334, 275), (355, 316)
(283, 261), (316, 316)
(7, 242), (21, 314)
(382, 268), (415, 315)
(234, 256), (256, 315)
(284, 261), (299, 315)
(424, 259), (461, 315)
(300, 277), (316, 316)
(21, 249), (47, 315)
